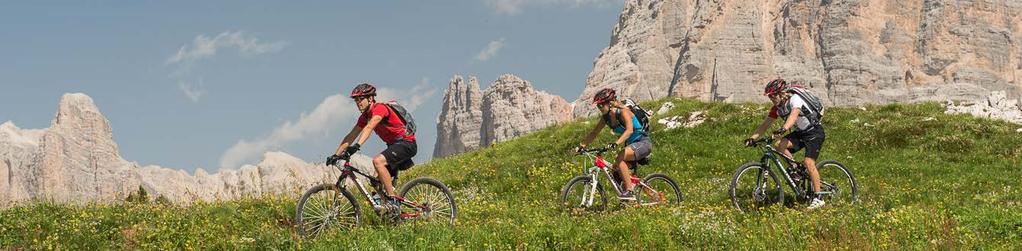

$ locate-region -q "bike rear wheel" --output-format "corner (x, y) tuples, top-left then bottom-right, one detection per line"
(729, 162), (785, 212)
(560, 175), (607, 213)
(815, 160), (858, 206)
(296, 184), (361, 238)
(636, 173), (683, 206)
(398, 177), (458, 225)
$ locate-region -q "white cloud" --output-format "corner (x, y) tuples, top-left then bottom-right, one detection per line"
(166, 31), (288, 65)
(219, 94), (356, 169)
(177, 79), (206, 102)
(406, 78), (438, 111)
(377, 78), (438, 112)
(217, 82), (438, 169)
(486, 0), (618, 15)
(166, 31), (287, 102)
(489, 0), (526, 15)
(474, 38), (506, 62)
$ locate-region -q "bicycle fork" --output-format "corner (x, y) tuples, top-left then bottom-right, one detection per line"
(582, 173), (599, 207)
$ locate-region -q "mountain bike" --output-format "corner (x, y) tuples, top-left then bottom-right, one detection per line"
(560, 147), (682, 212)
(729, 136), (858, 212)
(295, 155), (457, 238)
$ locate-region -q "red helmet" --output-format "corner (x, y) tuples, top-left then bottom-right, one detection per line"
(592, 88), (616, 104)
(350, 83), (377, 98)
(763, 78), (788, 96)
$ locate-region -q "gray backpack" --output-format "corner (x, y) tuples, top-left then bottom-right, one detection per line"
(380, 102), (416, 137)
(786, 86), (825, 125)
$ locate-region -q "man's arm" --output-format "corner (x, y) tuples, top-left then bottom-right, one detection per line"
(353, 115), (385, 147)
(334, 125), (361, 155)
(750, 117), (777, 140)
(333, 114), (384, 156)
(779, 108), (801, 133)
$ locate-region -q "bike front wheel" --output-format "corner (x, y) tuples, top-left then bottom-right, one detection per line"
(560, 175), (607, 213)
(398, 177), (458, 225)
(295, 183), (361, 238)
(636, 173), (683, 206)
(815, 160), (859, 206)
(729, 162), (785, 212)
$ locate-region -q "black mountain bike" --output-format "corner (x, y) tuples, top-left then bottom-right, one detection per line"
(728, 137), (858, 212)
(295, 154), (457, 238)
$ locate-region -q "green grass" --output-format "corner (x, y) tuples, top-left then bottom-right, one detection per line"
(3, 98), (1021, 250)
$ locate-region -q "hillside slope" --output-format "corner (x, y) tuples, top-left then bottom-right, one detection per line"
(2, 98), (1021, 249)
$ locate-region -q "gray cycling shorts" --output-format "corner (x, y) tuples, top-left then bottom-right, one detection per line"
(627, 136), (652, 160)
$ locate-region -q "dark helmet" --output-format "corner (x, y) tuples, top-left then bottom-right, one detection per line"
(592, 88), (617, 104)
(350, 83), (377, 98)
(763, 78), (788, 96)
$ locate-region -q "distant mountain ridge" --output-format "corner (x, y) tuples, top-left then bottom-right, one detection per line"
(574, 0), (1022, 116)
(435, 0), (1022, 157)
(0, 93), (372, 207)
(433, 74), (572, 158)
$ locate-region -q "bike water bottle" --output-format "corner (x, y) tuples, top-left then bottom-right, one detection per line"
(789, 163), (803, 183)
(371, 192), (382, 205)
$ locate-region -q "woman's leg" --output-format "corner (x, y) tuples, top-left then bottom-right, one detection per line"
(615, 147), (637, 192)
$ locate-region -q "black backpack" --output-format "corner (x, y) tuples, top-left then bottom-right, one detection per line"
(603, 99), (651, 133)
(378, 102), (416, 137)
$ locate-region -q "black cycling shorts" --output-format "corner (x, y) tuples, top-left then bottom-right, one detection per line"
(784, 126), (825, 159)
(381, 140), (417, 177)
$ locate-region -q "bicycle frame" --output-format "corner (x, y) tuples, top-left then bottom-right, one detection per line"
(578, 150), (663, 207)
(334, 161), (426, 215)
(755, 140), (833, 199)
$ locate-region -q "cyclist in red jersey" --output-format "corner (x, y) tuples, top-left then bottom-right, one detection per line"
(327, 83), (417, 208)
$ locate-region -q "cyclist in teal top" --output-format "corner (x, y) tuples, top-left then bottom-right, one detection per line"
(576, 88), (653, 200)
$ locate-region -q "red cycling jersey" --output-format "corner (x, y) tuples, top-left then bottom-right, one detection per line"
(768, 106), (780, 119)
(357, 103), (416, 144)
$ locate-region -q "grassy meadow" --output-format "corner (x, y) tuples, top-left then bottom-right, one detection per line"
(2, 98), (1021, 250)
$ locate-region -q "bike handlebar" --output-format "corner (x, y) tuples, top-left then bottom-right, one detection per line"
(576, 147), (611, 155)
(747, 135), (780, 148)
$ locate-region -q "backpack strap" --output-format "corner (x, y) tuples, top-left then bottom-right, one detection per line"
(612, 108), (646, 134)
(380, 103), (414, 137)
(601, 108), (623, 127)
(615, 108), (624, 127)
(793, 91), (822, 125)
(367, 103), (393, 123)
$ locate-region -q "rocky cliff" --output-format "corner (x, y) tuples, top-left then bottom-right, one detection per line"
(575, 0), (1022, 116)
(433, 74), (573, 158)
(480, 74), (575, 145)
(0, 93), (370, 207)
(433, 75), (485, 158)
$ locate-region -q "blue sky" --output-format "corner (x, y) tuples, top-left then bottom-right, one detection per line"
(0, 1), (624, 172)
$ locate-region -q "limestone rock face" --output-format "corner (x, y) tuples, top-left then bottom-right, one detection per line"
(433, 75), (484, 158)
(575, 0), (1022, 116)
(0, 122), (45, 206)
(433, 74), (572, 157)
(0, 94), (142, 206)
(946, 90), (1022, 124)
(574, 0), (688, 117)
(0, 93), (374, 207)
(481, 74), (574, 145)
(138, 152), (373, 203)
